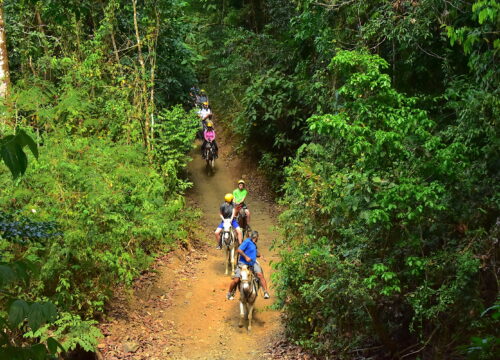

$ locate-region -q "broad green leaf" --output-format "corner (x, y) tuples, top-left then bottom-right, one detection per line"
(16, 129), (39, 159)
(41, 302), (57, 323)
(0, 141), (22, 179)
(0, 264), (17, 287)
(28, 303), (46, 331)
(29, 343), (48, 360)
(46, 337), (63, 355)
(8, 300), (30, 327)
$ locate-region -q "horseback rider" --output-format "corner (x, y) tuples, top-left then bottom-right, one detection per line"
(227, 231), (270, 300)
(198, 89), (208, 105)
(215, 193), (243, 249)
(189, 85), (200, 106)
(198, 101), (212, 121)
(201, 121), (218, 159)
(233, 180), (250, 226)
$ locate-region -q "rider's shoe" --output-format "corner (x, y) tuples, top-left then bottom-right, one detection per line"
(216, 245), (222, 250)
(226, 292), (234, 300)
(263, 291), (270, 299)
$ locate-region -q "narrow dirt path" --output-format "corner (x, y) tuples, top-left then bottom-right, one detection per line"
(98, 135), (282, 359)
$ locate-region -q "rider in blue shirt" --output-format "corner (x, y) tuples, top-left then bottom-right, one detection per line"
(227, 231), (270, 300)
(238, 237), (257, 266)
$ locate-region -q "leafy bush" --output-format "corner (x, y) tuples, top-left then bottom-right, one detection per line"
(153, 105), (200, 176)
(273, 50), (499, 357)
(0, 134), (196, 354)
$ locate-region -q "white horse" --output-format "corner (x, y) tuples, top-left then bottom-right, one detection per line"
(221, 218), (238, 275)
(238, 264), (259, 331)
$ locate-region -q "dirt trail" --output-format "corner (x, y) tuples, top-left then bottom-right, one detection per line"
(98, 136), (282, 360)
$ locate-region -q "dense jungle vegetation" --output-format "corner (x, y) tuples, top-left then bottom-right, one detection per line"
(0, 0), (199, 358)
(0, 0), (498, 359)
(194, 0), (499, 359)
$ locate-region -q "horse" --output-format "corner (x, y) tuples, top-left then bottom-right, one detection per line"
(221, 218), (238, 275)
(235, 204), (250, 238)
(238, 264), (259, 331)
(203, 141), (216, 170)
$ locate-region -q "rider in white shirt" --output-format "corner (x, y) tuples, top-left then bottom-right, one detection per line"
(198, 102), (212, 129)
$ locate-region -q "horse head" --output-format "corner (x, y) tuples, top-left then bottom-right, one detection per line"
(240, 265), (254, 287)
(222, 219), (234, 246)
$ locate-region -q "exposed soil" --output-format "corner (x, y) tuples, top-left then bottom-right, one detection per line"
(97, 131), (285, 359)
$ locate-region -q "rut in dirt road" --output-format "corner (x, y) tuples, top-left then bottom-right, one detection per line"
(97, 137), (283, 360)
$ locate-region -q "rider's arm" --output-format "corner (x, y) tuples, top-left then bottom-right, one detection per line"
(219, 205), (226, 221)
(233, 190), (243, 205)
(237, 248), (251, 263)
(257, 250), (266, 261)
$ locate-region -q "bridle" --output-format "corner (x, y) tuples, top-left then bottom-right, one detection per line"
(222, 223), (235, 247)
(240, 266), (257, 295)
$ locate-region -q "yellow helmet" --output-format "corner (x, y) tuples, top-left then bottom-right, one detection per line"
(206, 121), (213, 128)
(203, 101), (209, 106)
(224, 193), (234, 203)
(238, 179), (245, 185)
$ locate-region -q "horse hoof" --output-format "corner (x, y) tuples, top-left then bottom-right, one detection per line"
(238, 321), (244, 328)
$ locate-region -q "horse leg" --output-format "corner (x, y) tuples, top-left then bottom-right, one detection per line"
(234, 244), (239, 270)
(247, 303), (254, 332)
(229, 247), (234, 275)
(224, 247), (229, 275)
(239, 301), (245, 328)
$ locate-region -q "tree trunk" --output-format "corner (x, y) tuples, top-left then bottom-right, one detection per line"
(148, 8), (160, 150)
(132, 0), (150, 151)
(0, 1), (11, 100)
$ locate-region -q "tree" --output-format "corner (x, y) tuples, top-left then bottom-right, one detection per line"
(0, 0), (9, 99)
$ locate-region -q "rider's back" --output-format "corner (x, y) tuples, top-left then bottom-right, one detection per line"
(233, 188), (247, 204)
(204, 129), (215, 141)
(220, 202), (234, 219)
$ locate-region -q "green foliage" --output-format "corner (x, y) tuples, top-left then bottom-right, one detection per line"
(462, 300), (500, 359)
(273, 50), (499, 357)
(153, 105), (199, 172)
(447, 0), (500, 87)
(0, 130), (39, 179)
(25, 312), (102, 353)
(0, 136), (189, 311)
(236, 70), (308, 157)
(0, 134), (196, 353)
(192, 2), (498, 355)
(1, 0), (201, 357)
(0, 214), (64, 359)
(3, 0), (199, 146)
